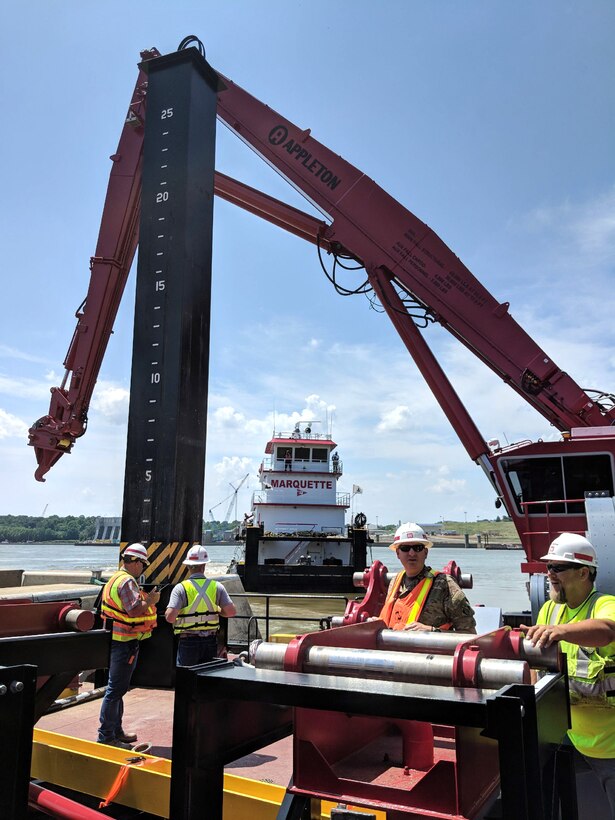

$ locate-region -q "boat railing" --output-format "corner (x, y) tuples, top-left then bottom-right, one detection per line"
(252, 490), (350, 507)
(273, 430), (332, 441)
(262, 456), (341, 473)
(228, 591), (351, 642)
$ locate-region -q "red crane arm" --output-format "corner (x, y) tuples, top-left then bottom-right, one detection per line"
(214, 171), (331, 250)
(214, 71), (613, 433)
(28, 50), (159, 481)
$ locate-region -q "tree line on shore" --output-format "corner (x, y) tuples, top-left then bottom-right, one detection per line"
(0, 515), (98, 544)
(0, 514), (515, 544)
(0, 515), (241, 544)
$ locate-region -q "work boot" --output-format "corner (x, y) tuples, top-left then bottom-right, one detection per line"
(116, 730), (138, 743)
(103, 738), (133, 750)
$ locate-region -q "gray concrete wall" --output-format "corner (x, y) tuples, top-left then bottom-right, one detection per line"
(0, 569), (23, 588)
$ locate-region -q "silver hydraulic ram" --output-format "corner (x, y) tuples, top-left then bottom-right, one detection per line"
(324, 623), (560, 672)
(249, 639), (532, 688)
(375, 628), (560, 671)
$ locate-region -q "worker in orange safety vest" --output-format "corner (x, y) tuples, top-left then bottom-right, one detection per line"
(98, 543), (160, 748)
(378, 522), (476, 633)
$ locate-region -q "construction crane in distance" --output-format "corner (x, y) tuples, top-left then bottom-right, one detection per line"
(224, 473), (250, 524)
(208, 494), (233, 522)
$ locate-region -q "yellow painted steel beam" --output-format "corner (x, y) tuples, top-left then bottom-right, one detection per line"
(32, 729), (287, 819)
(32, 729), (171, 817)
(321, 801), (386, 819)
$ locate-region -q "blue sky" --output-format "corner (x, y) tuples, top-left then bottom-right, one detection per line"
(1, 1), (614, 527)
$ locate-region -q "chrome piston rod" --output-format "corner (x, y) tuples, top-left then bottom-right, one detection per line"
(249, 640), (530, 688)
(376, 629), (560, 671)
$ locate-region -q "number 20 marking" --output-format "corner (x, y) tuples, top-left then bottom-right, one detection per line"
(156, 191), (169, 203)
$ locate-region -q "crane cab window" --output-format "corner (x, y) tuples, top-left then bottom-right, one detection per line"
(501, 454), (614, 515)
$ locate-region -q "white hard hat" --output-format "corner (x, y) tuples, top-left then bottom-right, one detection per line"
(183, 545), (210, 565)
(122, 543), (150, 565)
(540, 532), (598, 568)
(390, 522), (432, 551)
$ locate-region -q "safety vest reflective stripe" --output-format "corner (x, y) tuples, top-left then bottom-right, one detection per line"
(174, 578), (219, 634)
(380, 569), (447, 630)
(100, 570), (157, 642)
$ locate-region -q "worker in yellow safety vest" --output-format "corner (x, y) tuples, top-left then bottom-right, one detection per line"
(165, 545), (237, 666)
(523, 532), (615, 816)
(378, 522), (476, 632)
(97, 543), (160, 748)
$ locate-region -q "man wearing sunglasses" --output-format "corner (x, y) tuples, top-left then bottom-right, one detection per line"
(378, 522), (476, 632)
(523, 532), (615, 816)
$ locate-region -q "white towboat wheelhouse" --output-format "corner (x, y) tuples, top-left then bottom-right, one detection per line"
(235, 421), (369, 592)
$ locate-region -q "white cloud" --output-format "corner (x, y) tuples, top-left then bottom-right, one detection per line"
(213, 405), (246, 428)
(0, 373), (56, 401)
(377, 405), (413, 433)
(90, 381), (129, 423)
(521, 186), (615, 269)
(0, 408), (28, 439)
(0, 345), (54, 365)
(427, 477), (466, 495)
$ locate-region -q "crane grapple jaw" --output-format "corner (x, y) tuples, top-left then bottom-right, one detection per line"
(28, 417), (74, 482)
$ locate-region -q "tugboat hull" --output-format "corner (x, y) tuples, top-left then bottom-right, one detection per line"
(236, 525), (368, 593)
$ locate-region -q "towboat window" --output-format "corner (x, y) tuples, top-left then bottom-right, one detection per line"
(276, 447), (289, 460)
(311, 448), (328, 463)
(294, 447), (310, 462)
(501, 454), (614, 515)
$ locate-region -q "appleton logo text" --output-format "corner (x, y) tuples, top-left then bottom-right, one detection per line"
(268, 125), (341, 190)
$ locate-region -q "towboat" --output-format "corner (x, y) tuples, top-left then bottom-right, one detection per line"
(230, 421), (370, 592)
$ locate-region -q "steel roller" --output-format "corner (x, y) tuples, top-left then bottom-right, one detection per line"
(375, 629), (560, 671)
(249, 640), (530, 688)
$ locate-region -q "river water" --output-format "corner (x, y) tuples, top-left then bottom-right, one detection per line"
(1, 542), (530, 613)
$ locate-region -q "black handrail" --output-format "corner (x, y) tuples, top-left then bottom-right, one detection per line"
(231, 591), (352, 641)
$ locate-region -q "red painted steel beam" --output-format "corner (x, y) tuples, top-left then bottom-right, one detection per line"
(0, 601), (93, 639)
(371, 266), (490, 462)
(29, 783), (110, 819)
(214, 171), (337, 252)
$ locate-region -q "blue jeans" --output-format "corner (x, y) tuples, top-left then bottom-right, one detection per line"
(176, 633), (217, 667)
(98, 639), (140, 743)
